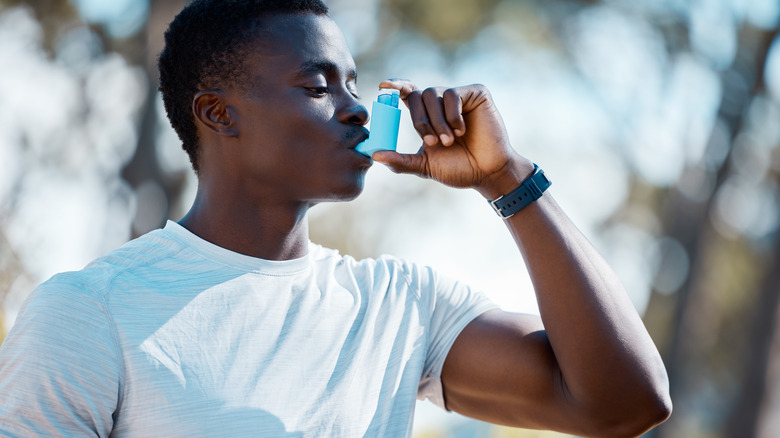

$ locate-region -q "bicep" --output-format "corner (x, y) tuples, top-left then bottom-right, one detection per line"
(441, 309), (576, 431)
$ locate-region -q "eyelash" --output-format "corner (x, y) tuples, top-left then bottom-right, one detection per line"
(307, 86), (360, 100)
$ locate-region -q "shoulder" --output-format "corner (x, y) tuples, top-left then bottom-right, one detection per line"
(309, 243), (424, 282)
(87, 227), (185, 274)
(21, 227), (183, 310)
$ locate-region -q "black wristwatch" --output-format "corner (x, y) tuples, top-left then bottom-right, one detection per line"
(488, 164), (551, 219)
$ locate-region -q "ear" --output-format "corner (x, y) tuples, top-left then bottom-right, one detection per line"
(192, 90), (238, 137)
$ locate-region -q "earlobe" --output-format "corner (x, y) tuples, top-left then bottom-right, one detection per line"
(192, 90), (238, 137)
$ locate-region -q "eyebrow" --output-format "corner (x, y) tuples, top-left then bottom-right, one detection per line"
(296, 59), (357, 81)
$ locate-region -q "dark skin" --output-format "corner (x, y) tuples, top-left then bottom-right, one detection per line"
(181, 13), (370, 260)
(182, 12), (672, 438)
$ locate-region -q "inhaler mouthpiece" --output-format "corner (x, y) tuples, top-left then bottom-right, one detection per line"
(355, 88), (401, 157)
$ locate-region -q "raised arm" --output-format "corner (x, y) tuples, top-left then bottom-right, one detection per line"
(372, 80), (672, 437)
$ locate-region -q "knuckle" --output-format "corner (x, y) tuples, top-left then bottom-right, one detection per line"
(421, 87), (439, 100)
(473, 83), (492, 97)
(413, 120), (431, 132)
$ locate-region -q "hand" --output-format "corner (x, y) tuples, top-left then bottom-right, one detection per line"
(371, 80), (533, 198)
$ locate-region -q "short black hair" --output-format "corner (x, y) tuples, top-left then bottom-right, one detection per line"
(158, 0), (329, 172)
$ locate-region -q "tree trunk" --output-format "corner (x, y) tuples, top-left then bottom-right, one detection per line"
(649, 24), (779, 438)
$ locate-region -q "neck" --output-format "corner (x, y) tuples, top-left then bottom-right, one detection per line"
(179, 183), (312, 261)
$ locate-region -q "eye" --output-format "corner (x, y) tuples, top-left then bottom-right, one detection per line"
(307, 86), (329, 96)
(347, 82), (360, 100)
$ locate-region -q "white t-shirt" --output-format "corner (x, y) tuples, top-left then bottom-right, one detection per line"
(0, 221), (496, 437)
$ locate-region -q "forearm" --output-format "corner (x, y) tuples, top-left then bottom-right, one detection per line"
(372, 79), (670, 433)
(480, 158), (671, 431)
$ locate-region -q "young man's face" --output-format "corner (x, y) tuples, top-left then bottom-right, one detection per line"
(223, 12), (372, 204)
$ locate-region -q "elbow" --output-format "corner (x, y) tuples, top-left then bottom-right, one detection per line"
(643, 388), (674, 432)
(609, 391), (672, 438)
(649, 393), (674, 430)
(632, 364), (674, 435)
(598, 355), (673, 437)
(592, 383), (673, 438)
(570, 365), (672, 438)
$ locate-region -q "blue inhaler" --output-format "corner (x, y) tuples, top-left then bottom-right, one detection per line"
(355, 88), (401, 157)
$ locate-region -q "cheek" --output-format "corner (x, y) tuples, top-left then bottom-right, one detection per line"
(240, 98), (339, 175)
(281, 108), (338, 159)
(292, 105), (336, 138)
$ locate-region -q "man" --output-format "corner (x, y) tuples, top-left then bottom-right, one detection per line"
(0, 0), (671, 436)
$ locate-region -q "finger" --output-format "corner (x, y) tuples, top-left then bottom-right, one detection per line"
(378, 79), (417, 101)
(405, 89), (439, 146)
(378, 79), (437, 145)
(442, 88), (466, 137)
(372, 150), (429, 177)
(421, 87), (455, 146)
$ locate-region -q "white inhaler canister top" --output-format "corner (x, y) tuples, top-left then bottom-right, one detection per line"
(355, 88), (402, 157)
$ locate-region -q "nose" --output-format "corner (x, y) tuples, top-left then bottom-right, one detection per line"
(337, 94), (369, 126)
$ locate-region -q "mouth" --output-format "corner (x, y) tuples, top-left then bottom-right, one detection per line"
(350, 147), (373, 166)
(343, 128), (373, 165)
(349, 128), (370, 150)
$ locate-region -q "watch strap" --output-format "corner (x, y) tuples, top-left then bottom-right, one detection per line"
(488, 164), (551, 218)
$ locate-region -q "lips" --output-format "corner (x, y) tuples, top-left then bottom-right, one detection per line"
(348, 128), (370, 150)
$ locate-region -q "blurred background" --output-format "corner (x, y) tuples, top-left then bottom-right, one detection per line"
(0, 0), (778, 436)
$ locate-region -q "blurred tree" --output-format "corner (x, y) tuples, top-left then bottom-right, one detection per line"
(0, 0), (80, 343)
(642, 22), (780, 438)
(118, 0), (186, 238)
(0, 231), (31, 344)
(4, 1), (780, 437)
(0, 0), (79, 50)
(386, 0), (502, 46)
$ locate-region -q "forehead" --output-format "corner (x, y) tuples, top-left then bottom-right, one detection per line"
(246, 13), (356, 80)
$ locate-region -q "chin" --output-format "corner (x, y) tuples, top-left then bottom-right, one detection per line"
(333, 182), (365, 202)
(321, 174), (367, 203)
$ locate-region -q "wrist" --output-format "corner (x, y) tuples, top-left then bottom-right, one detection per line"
(476, 157), (536, 200)
(487, 163), (551, 218)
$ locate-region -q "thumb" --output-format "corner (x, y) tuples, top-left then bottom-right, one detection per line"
(372, 150), (428, 177)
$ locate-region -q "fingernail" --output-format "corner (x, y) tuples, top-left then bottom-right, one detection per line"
(454, 129), (463, 137)
(440, 134), (452, 145)
(423, 135), (437, 145)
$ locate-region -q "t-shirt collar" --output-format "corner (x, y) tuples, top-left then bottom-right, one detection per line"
(162, 220), (312, 275)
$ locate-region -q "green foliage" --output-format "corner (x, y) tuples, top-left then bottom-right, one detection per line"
(1, 0), (779, 436)
(386, 0), (502, 45)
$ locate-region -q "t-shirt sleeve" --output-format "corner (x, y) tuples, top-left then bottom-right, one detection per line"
(0, 274), (121, 437)
(414, 265), (498, 409)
